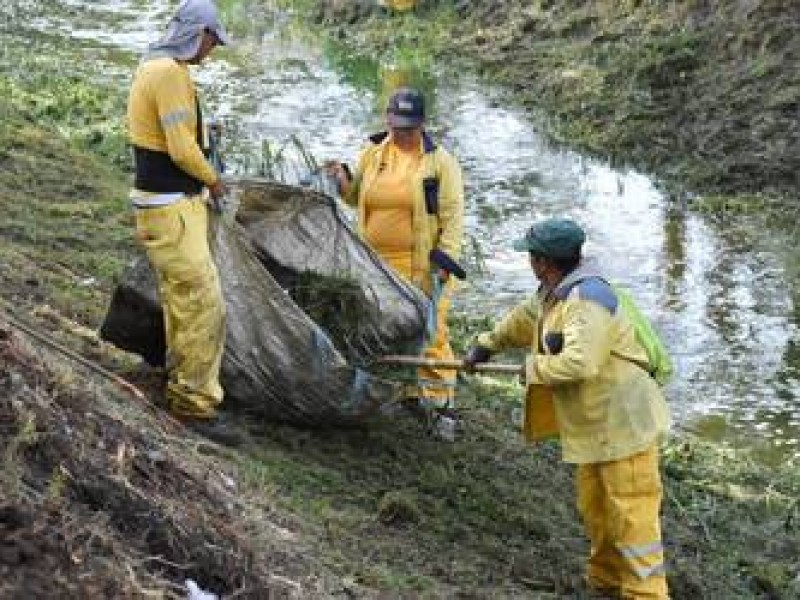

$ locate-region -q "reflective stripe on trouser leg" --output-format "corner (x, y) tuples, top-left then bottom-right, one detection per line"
(602, 444), (668, 599)
(135, 196), (226, 418)
(610, 446), (667, 599)
(418, 290), (455, 406)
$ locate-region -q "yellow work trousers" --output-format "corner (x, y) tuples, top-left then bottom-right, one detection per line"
(383, 253), (456, 406)
(576, 444), (668, 599)
(134, 196), (225, 419)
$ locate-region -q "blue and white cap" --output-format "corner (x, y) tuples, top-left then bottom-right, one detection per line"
(386, 87), (425, 128)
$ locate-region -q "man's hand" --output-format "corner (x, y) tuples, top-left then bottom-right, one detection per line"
(209, 178), (226, 200)
(323, 160), (352, 196)
(208, 179), (227, 213)
(462, 345), (492, 372)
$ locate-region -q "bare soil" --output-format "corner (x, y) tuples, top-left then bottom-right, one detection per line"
(0, 323), (342, 599)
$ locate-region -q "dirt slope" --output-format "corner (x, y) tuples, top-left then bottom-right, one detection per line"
(0, 320), (349, 599)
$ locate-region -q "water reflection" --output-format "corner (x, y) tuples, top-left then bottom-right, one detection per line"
(663, 209), (688, 311)
(321, 42), (439, 129)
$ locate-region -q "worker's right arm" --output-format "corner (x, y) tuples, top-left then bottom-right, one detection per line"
(152, 71), (219, 188)
(340, 148), (370, 208)
(476, 296), (540, 353)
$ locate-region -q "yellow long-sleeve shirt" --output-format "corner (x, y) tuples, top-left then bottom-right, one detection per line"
(363, 143), (418, 253)
(127, 57), (217, 187)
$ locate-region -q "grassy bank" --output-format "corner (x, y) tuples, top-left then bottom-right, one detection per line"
(0, 1), (134, 334)
(3, 313), (799, 598)
(1, 1), (799, 598)
(308, 0), (798, 203)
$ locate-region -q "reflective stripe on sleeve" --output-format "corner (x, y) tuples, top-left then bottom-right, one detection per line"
(160, 108), (191, 128)
(633, 563), (666, 580)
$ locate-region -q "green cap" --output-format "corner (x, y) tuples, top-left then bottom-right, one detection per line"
(512, 217), (586, 258)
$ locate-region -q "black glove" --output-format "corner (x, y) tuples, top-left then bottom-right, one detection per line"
(463, 345), (492, 372)
(429, 248), (467, 280)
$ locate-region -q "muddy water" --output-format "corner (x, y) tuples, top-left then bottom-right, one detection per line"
(60, 0), (798, 460)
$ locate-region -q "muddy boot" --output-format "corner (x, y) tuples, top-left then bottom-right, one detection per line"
(432, 414), (456, 442)
(122, 362), (168, 408)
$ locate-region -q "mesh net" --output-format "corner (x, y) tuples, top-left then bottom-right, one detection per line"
(100, 179), (429, 425)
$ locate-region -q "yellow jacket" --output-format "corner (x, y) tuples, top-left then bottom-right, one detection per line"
(344, 131), (464, 294)
(477, 262), (670, 464)
(127, 57), (217, 187)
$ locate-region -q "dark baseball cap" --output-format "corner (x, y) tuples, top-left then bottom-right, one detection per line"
(512, 218), (586, 259)
(386, 87), (425, 128)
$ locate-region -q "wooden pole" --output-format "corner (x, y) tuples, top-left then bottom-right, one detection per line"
(378, 355), (523, 375)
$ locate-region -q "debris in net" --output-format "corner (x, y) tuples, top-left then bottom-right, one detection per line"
(287, 270), (375, 355)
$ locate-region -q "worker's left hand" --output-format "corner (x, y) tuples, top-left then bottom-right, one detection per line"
(208, 179), (228, 214)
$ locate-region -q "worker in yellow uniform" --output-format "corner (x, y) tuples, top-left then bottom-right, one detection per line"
(464, 218), (671, 598)
(127, 0), (238, 445)
(327, 88), (465, 436)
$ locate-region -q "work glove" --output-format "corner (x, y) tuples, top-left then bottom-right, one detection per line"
(463, 344), (492, 372)
(429, 248), (467, 281)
